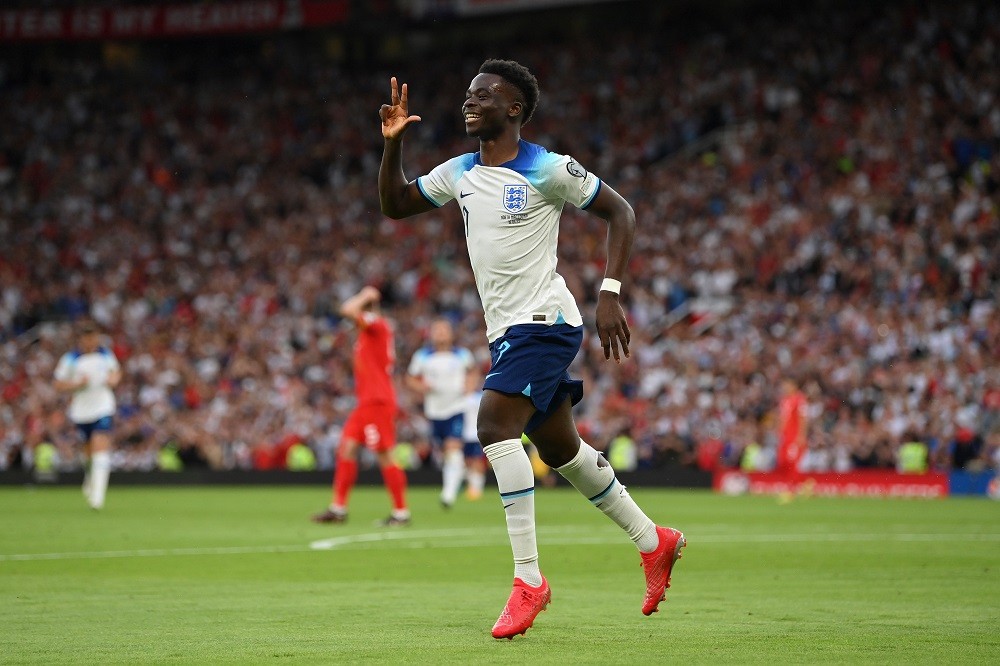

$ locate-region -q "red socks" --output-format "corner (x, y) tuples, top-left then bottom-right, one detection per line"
(333, 457), (407, 513)
(381, 464), (408, 511)
(332, 457), (358, 508)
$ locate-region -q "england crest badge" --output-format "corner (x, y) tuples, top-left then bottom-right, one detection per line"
(503, 184), (528, 213)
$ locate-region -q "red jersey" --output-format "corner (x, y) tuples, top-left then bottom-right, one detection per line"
(778, 391), (807, 447)
(777, 390), (807, 472)
(353, 313), (396, 407)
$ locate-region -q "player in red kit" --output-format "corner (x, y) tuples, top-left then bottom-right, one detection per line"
(312, 286), (410, 526)
(776, 379), (808, 474)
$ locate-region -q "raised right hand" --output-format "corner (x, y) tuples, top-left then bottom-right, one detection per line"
(379, 77), (422, 141)
(360, 285), (382, 302)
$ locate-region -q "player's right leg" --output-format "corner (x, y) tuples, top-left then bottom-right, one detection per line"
(464, 442), (487, 500)
(529, 399), (686, 616)
(312, 431), (359, 524)
(78, 425), (93, 503)
(87, 419), (114, 510)
(440, 435), (466, 508)
(478, 389), (550, 638)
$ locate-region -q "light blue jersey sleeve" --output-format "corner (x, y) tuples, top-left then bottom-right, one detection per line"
(533, 150), (602, 210)
(408, 347), (430, 376)
(458, 347), (474, 370)
(53, 352), (77, 382)
(416, 154), (476, 207)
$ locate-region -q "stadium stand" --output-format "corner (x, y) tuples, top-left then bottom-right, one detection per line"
(0, 1), (997, 475)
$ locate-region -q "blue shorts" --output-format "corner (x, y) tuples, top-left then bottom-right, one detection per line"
(463, 440), (485, 458)
(76, 415), (113, 441)
(484, 323), (584, 433)
(430, 413), (464, 445)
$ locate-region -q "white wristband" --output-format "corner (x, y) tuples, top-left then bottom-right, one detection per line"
(600, 278), (622, 295)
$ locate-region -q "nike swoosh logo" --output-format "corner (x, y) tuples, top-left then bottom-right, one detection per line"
(503, 503), (515, 509)
(485, 372), (501, 380)
(460, 191), (474, 198)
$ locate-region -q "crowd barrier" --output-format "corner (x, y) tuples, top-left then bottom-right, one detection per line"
(0, 466), (714, 489)
(4, 468), (994, 497)
(713, 469), (998, 498)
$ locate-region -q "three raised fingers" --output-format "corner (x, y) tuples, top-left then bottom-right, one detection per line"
(390, 77), (409, 112)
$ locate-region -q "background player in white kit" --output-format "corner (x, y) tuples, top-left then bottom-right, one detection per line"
(53, 321), (121, 510)
(460, 389), (487, 501)
(378, 59), (685, 639)
(405, 318), (477, 508)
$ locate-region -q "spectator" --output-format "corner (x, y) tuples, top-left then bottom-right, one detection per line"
(0, 1), (996, 475)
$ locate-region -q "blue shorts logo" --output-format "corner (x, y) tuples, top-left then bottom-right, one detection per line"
(503, 185), (528, 213)
(495, 340), (511, 363)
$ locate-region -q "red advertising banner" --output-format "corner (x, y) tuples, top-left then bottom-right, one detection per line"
(0, 1), (348, 42)
(714, 469), (949, 499)
(410, 0), (625, 18)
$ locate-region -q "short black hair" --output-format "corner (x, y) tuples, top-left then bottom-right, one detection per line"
(478, 59), (540, 126)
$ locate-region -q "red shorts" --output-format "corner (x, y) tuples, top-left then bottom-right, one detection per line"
(342, 403), (396, 452)
(776, 439), (803, 474)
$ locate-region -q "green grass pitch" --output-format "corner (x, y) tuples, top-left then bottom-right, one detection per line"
(1, 484), (998, 664)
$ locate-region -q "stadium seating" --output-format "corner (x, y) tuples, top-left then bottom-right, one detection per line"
(0, 1), (997, 474)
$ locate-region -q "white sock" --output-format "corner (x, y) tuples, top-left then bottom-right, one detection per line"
(441, 448), (465, 504)
(89, 451), (111, 509)
(556, 441), (659, 553)
(82, 463), (92, 501)
(484, 438), (542, 586)
(466, 468), (486, 495)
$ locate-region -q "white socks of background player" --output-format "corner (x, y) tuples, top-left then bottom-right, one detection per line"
(441, 448), (465, 506)
(556, 441), (659, 553)
(466, 468), (485, 497)
(483, 439), (542, 587)
(88, 451), (111, 510)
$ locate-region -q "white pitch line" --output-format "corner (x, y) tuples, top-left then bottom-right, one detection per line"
(3, 530), (999, 563)
(691, 532), (1000, 543)
(308, 527), (509, 550)
(0, 544), (310, 562)
(309, 529), (1000, 551)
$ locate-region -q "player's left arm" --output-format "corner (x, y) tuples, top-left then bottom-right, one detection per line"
(582, 184), (635, 363)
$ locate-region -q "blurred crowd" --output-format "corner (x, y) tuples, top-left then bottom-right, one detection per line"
(1, 1), (998, 474)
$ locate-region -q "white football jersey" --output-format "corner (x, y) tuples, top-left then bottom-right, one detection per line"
(462, 390), (483, 443)
(417, 140), (601, 342)
(407, 346), (474, 419)
(54, 347), (120, 424)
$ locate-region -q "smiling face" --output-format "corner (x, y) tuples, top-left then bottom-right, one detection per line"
(463, 73), (523, 140)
